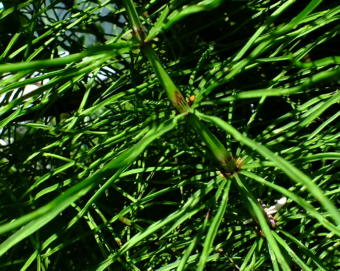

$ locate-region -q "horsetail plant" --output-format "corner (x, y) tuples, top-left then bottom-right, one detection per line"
(0, 0), (339, 270)
(122, 0), (239, 176)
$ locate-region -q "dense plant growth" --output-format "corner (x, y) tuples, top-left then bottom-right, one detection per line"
(0, 0), (339, 270)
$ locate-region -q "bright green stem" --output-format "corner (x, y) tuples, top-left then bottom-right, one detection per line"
(188, 114), (237, 174)
(123, 0), (189, 113)
(122, 0), (145, 43)
(123, 0), (237, 174)
(143, 45), (190, 113)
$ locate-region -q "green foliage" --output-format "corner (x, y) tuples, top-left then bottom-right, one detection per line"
(0, 0), (339, 270)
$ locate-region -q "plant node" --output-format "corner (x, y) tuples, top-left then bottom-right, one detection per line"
(220, 157), (244, 178)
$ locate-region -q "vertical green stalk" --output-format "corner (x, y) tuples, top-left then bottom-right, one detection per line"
(123, 0), (238, 175)
(143, 45), (190, 113)
(123, 0), (145, 43)
(188, 114), (237, 173)
(235, 175), (291, 271)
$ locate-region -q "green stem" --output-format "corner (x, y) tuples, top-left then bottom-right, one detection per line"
(143, 45), (190, 113)
(188, 114), (237, 174)
(122, 0), (145, 43)
(123, 0), (237, 174)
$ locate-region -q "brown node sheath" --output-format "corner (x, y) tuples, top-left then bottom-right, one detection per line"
(220, 157), (244, 178)
(133, 26), (146, 43)
(174, 90), (189, 112)
(174, 91), (185, 104)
